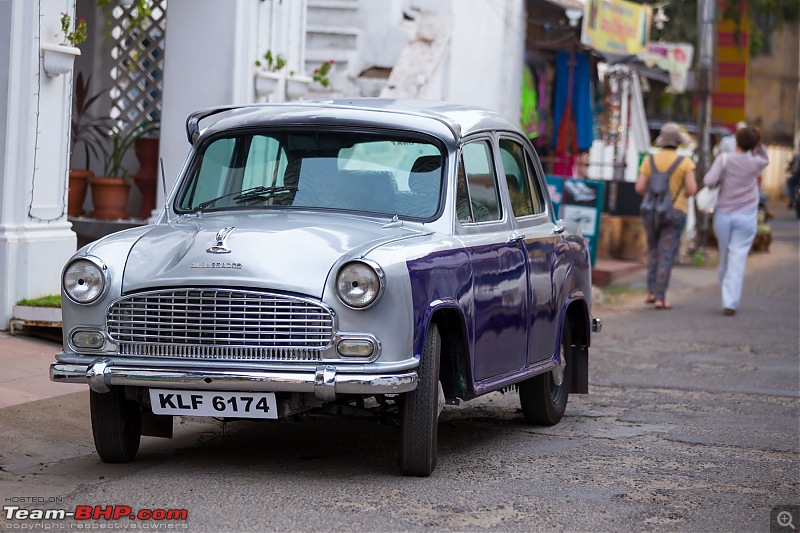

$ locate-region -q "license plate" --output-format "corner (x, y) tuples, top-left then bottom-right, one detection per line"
(149, 389), (278, 419)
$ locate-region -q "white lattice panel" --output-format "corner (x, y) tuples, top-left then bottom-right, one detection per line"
(107, 0), (167, 134)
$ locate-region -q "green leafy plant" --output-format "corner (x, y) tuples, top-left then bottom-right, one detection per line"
(313, 60), (335, 88)
(255, 50), (287, 73)
(101, 119), (160, 181)
(16, 295), (61, 308)
(97, 0), (152, 35)
(59, 12), (87, 46)
(71, 72), (111, 169)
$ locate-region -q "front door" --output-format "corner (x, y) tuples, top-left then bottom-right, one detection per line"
(455, 139), (529, 381)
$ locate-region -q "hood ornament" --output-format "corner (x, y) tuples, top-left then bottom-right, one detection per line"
(207, 226), (235, 254)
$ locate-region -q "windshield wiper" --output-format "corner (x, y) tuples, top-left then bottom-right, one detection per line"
(233, 185), (298, 204)
(193, 185), (297, 212)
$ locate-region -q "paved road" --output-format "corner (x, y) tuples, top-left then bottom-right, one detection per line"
(0, 207), (797, 532)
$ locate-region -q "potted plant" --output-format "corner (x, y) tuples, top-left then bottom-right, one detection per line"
(42, 12), (86, 78)
(254, 50), (287, 97)
(69, 73), (111, 216)
(131, 125), (161, 219)
(286, 70), (312, 101)
(90, 119), (159, 220)
(311, 60), (335, 90)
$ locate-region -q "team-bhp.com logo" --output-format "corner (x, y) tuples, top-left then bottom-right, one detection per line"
(4, 504), (188, 522)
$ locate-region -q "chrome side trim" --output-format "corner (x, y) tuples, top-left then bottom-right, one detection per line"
(50, 361), (418, 401)
(592, 318), (602, 333)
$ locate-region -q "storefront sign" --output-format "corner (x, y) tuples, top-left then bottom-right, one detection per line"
(546, 176), (606, 267)
(581, 0), (652, 57)
(640, 42), (694, 93)
(712, 11), (749, 129)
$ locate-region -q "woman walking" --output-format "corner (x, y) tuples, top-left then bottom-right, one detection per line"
(635, 123), (697, 309)
(703, 126), (769, 315)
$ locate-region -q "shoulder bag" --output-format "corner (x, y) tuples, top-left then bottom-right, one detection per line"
(696, 154), (727, 214)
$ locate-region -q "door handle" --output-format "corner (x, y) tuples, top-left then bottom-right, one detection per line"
(552, 224), (566, 234)
(508, 231), (525, 243)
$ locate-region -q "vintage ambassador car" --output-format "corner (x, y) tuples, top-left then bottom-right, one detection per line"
(51, 99), (600, 476)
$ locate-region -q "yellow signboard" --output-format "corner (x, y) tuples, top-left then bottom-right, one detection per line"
(581, 0), (652, 56)
(712, 16), (749, 129)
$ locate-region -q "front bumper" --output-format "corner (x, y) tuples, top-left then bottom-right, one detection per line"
(50, 358), (418, 402)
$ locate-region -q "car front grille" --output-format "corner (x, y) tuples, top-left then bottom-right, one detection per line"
(107, 288), (335, 362)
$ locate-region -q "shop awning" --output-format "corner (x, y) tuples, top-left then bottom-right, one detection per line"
(541, 0), (584, 11)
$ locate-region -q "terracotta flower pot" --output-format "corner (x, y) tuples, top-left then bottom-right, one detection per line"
(89, 177), (131, 220)
(133, 137), (159, 218)
(68, 169), (92, 217)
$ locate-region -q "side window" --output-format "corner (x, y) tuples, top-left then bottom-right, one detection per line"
(499, 139), (536, 217)
(523, 150), (546, 215)
(457, 141), (502, 223)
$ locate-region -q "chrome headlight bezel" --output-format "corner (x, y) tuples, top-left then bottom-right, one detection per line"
(335, 259), (385, 310)
(62, 256), (109, 305)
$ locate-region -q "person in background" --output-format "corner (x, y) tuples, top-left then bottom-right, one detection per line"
(786, 152), (800, 208)
(636, 122), (697, 310)
(703, 126), (769, 316)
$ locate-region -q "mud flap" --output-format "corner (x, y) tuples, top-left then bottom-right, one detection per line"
(141, 410), (173, 438)
(569, 344), (588, 394)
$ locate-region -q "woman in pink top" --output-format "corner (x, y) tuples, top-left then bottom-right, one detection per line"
(703, 127), (769, 315)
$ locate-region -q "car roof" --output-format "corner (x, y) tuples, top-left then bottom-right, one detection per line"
(188, 98), (520, 146)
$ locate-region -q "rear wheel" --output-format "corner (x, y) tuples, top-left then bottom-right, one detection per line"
(400, 323), (441, 477)
(90, 386), (142, 463)
(519, 322), (572, 425)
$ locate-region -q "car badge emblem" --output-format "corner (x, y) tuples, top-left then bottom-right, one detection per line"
(207, 226), (235, 254)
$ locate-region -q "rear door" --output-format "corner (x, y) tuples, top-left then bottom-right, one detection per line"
(496, 134), (561, 365)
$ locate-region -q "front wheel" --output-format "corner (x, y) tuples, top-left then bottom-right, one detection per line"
(519, 322), (572, 425)
(399, 323), (441, 477)
(90, 386), (142, 463)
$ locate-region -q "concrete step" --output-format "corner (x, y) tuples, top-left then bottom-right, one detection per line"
(307, 0), (359, 27)
(306, 25), (359, 51)
(591, 259), (645, 287)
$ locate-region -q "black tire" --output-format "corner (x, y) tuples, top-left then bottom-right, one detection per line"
(90, 386), (142, 463)
(400, 323), (441, 477)
(519, 322), (572, 426)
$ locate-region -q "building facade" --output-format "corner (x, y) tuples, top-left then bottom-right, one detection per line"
(0, 0), (525, 328)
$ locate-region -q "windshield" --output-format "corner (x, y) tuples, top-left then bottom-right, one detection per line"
(177, 130), (445, 219)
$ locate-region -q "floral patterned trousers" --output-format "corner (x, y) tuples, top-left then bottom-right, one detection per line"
(642, 208), (686, 300)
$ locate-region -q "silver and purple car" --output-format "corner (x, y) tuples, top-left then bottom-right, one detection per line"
(51, 99), (600, 476)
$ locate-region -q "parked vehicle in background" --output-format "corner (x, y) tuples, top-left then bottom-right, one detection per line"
(50, 99), (601, 476)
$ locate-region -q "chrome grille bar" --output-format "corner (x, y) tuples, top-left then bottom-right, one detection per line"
(107, 288), (335, 362)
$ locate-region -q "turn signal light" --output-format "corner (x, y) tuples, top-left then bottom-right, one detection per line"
(71, 330), (105, 349)
(337, 339), (375, 357)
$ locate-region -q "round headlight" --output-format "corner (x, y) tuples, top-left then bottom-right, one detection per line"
(63, 259), (106, 304)
(336, 261), (384, 309)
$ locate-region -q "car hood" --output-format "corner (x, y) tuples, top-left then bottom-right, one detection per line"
(121, 211), (428, 298)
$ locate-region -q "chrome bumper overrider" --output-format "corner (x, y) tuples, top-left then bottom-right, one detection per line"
(50, 358), (418, 402)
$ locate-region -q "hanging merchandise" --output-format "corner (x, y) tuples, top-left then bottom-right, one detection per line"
(553, 50), (595, 153)
(521, 66), (540, 140)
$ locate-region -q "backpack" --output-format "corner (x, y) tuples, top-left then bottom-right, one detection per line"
(640, 153), (684, 227)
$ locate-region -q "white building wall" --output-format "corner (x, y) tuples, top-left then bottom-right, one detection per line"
(447, 0), (524, 121)
(159, 0), (306, 203)
(382, 0), (524, 123)
(0, 0), (78, 328)
(159, 0), (258, 202)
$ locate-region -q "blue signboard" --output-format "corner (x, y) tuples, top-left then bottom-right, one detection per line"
(546, 176), (606, 267)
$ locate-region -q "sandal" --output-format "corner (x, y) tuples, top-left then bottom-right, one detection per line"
(654, 300), (672, 310)
(645, 293), (656, 304)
